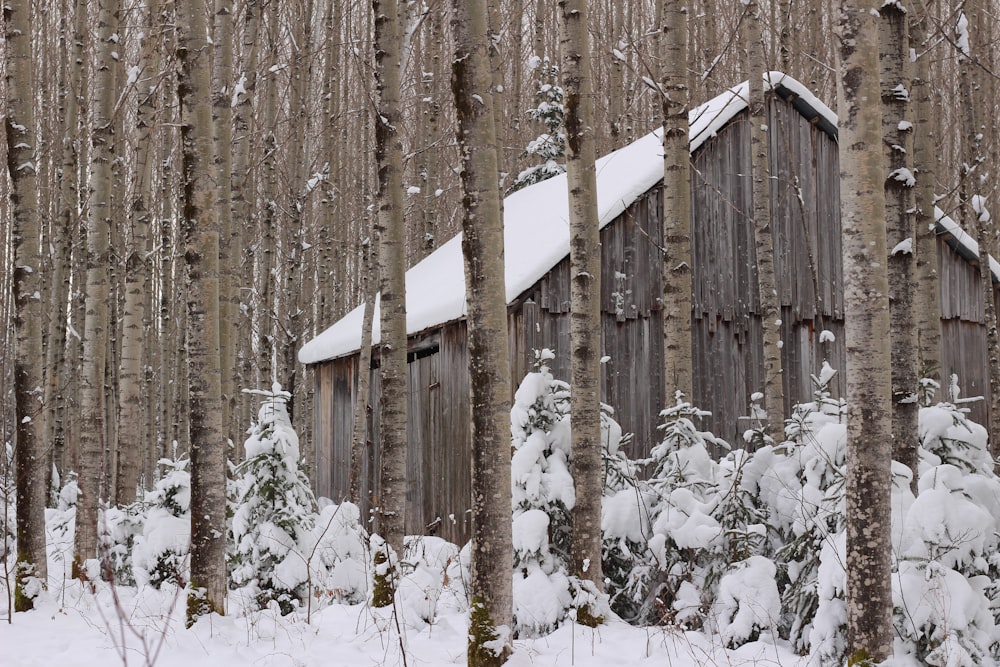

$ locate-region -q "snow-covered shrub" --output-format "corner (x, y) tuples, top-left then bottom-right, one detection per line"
(102, 501), (146, 585)
(132, 457), (190, 588)
(715, 555), (781, 647)
(893, 403), (1000, 665)
(603, 394), (773, 637)
(509, 351), (623, 635)
(397, 535), (465, 627)
(300, 498), (368, 605)
(510, 350), (576, 636)
(229, 384), (317, 614)
(764, 366), (847, 654)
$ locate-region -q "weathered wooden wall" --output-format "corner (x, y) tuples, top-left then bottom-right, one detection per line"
(937, 235), (997, 428)
(311, 90), (998, 546)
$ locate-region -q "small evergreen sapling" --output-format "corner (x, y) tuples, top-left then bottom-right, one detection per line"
(508, 57), (566, 194)
(509, 350), (575, 636)
(132, 456), (191, 589)
(229, 384), (317, 614)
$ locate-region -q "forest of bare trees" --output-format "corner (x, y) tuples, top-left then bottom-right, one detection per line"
(3, 0), (1000, 662)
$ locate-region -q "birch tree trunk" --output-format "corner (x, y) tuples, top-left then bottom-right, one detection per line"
(559, 0), (604, 604)
(880, 4), (918, 487)
(450, 0), (514, 662)
(231, 0), (260, 433)
(74, 0), (119, 580)
(747, 9), (785, 437)
(349, 235), (377, 503)
(179, 0), (227, 624)
(7, 0), (48, 610)
(213, 0), (237, 443)
(908, 0), (941, 392)
(837, 0), (894, 659)
(661, 0), (693, 402)
(118, 0), (160, 504)
(372, 0), (408, 605)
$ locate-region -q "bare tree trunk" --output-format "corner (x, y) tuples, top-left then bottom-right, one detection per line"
(838, 0), (894, 659)
(908, 0), (941, 392)
(661, 0), (693, 402)
(880, 3), (918, 487)
(232, 0), (261, 434)
(7, 0), (49, 610)
(747, 10), (785, 437)
(45, 0), (79, 497)
(372, 0), (408, 606)
(349, 235), (377, 503)
(213, 0), (237, 443)
(74, 0), (120, 579)
(179, 0), (227, 624)
(559, 0), (604, 605)
(118, 0), (160, 505)
(450, 0), (514, 662)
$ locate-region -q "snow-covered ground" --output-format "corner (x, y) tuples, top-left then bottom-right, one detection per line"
(1, 573), (804, 667)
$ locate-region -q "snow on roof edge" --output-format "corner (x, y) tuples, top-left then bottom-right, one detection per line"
(934, 206), (1000, 282)
(298, 73), (838, 365)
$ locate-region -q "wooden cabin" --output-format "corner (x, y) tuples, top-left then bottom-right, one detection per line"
(300, 73), (999, 545)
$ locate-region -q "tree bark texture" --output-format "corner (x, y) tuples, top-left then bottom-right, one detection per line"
(179, 0), (228, 623)
(907, 0), (941, 390)
(661, 0), (694, 402)
(213, 0), (237, 444)
(837, 0), (894, 661)
(450, 0), (514, 662)
(6, 0), (49, 609)
(880, 4), (919, 488)
(559, 0), (604, 596)
(117, 0), (160, 504)
(373, 0), (408, 573)
(747, 15), (785, 437)
(74, 0), (119, 579)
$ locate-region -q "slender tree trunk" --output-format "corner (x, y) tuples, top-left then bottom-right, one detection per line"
(7, 0), (49, 610)
(179, 0), (227, 624)
(559, 0), (604, 602)
(838, 0), (894, 660)
(118, 1), (160, 504)
(349, 236), (378, 503)
(372, 0), (408, 605)
(213, 0), (237, 443)
(880, 3), (918, 487)
(450, 0), (514, 662)
(74, 0), (120, 579)
(908, 0), (941, 393)
(232, 0), (261, 434)
(747, 10), (785, 437)
(45, 0), (78, 497)
(661, 0), (693, 402)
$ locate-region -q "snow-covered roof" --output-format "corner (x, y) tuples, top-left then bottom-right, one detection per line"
(935, 206), (1000, 282)
(298, 73), (838, 365)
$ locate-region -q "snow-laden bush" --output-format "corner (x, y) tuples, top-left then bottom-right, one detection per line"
(893, 402), (1000, 665)
(300, 498), (369, 605)
(229, 384), (317, 614)
(102, 500), (146, 585)
(509, 350), (577, 636)
(509, 350), (621, 635)
(602, 393), (779, 636)
(132, 457), (190, 589)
